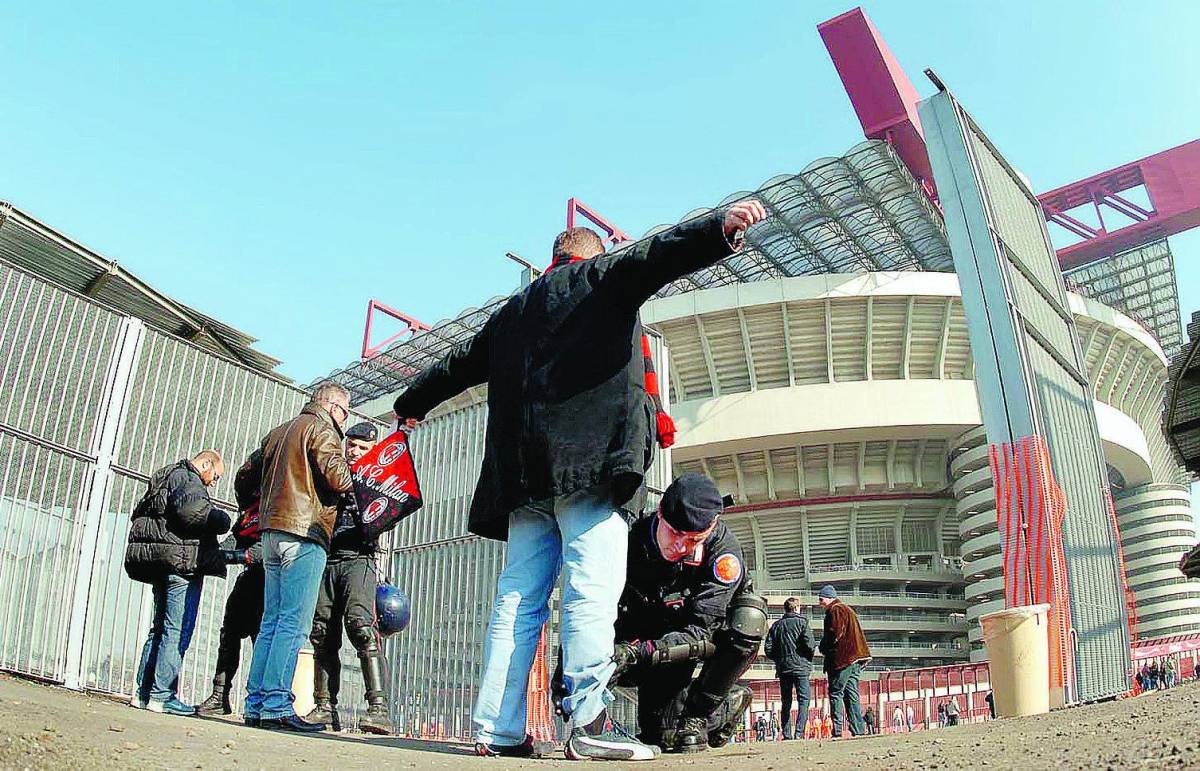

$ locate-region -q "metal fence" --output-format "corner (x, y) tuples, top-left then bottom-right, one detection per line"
(0, 259), (384, 725)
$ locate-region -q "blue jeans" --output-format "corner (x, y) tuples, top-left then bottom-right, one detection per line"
(244, 531), (327, 720)
(828, 661), (865, 737)
(135, 573), (204, 703)
(779, 672), (810, 739)
(472, 487), (627, 746)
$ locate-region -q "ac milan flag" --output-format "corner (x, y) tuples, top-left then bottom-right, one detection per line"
(350, 430), (423, 541)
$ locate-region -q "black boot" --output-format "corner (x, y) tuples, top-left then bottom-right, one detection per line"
(303, 662), (341, 732)
(707, 686), (752, 748)
(673, 716), (709, 753)
(358, 653), (392, 735)
(196, 675), (232, 716)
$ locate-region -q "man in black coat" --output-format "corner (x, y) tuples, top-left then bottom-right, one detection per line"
(763, 596), (816, 739)
(124, 450), (231, 715)
(392, 201), (767, 761)
(610, 473), (766, 754)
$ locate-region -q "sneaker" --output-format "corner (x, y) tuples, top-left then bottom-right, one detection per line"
(474, 735), (555, 758)
(128, 695), (148, 710)
(147, 697), (197, 716)
(358, 704), (391, 736)
(565, 710), (659, 761)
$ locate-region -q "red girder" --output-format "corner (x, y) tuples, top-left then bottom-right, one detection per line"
(1038, 140), (1200, 270)
(566, 197), (630, 246)
(361, 299), (431, 360)
(819, 8), (1200, 269)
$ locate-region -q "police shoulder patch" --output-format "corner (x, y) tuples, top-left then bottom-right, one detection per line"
(713, 552), (742, 584)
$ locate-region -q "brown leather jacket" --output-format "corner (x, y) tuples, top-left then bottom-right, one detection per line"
(254, 402), (353, 549)
(819, 599), (872, 673)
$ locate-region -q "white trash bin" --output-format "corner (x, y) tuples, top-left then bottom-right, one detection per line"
(979, 603), (1051, 718)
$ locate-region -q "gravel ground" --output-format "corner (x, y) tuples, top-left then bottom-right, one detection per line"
(1, 673), (1198, 770)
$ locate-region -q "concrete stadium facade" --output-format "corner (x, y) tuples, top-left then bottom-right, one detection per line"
(641, 271), (1198, 672)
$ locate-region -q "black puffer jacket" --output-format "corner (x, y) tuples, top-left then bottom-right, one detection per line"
(124, 460), (232, 583)
(393, 212), (737, 541)
(764, 611), (817, 677)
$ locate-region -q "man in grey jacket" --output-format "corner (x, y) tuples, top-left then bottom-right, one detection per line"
(763, 597), (816, 739)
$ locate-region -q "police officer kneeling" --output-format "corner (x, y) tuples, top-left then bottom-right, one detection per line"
(612, 473), (767, 753)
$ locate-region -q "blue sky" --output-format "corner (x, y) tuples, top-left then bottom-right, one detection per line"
(1, 1), (1197, 383)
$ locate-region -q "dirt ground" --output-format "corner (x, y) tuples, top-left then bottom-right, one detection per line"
(1, 673), (1198, 770)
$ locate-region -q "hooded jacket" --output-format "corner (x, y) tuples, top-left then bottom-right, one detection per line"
(392, 212), (736, 541)
(124, 460), (230, 583)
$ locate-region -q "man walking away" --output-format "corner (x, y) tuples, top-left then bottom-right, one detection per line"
(862, 706), (875, 735)
(196, 450), (268, 716)
(816, 586), (870, 737)
(763, 597), (815, 740)
(125, 450), (230, 715)
(392, 202), (767, 761)
(305, 422), (395, 735)
(243, 382), (354, 732)
(944, 696), (959, 726)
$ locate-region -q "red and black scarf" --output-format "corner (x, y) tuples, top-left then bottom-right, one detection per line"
(547, 255), (676, 449)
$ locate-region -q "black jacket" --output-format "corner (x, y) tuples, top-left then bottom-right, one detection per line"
(764, 611), (817, 677)
(328, 492), (376, 560)
(615, 516), (746, 648)
(124, 460), (231, 583)
(393, 212), (736, 541)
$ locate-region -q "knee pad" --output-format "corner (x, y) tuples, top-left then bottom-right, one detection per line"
(724, 591), (768, 654)
(347, 620), (381, 653)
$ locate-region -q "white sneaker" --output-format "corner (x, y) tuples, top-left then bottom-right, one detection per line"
(565, 710), (659, 761)
(129, 695), (148, 710)
(146, 699), (166, 713)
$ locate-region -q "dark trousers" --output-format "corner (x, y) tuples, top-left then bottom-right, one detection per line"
(627, 660), (696, 745)
(211, 567), (265, 690)
(778, 673), (810, 739)
(828, 661), (865, 737)
(310, 555), (380, 705)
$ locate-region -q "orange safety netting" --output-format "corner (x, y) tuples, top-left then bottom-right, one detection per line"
(525, 624), (558, 744)
(988, 435), (1073, 697)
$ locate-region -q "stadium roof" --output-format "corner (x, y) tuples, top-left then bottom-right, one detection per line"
(322, 139), (953, 406)
(0, 202), (283, 374)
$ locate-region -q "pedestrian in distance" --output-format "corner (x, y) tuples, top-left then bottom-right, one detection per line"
(196, 450), (269, 716)
(392, 201), (768, 761)
(763, 596), (816, 739)
(944, 697), (959, 727)
(862, 705), (876, 735)
(305, 422), (396, 735)
(816, 586), (870, 737)
(124, 450), (231, 716)
(936, 701), (946, 728)
(242, 381), (355, 732)
(891, 704), (904, 733)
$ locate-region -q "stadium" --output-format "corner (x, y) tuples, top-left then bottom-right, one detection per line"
(0, 3), (1196, 747)
(315, 9), (1200, 733)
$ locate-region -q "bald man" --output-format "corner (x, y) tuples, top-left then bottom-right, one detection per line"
(125, 450), (232, 716)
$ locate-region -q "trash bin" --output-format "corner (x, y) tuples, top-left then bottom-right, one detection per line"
(979, 603), (1051, 718)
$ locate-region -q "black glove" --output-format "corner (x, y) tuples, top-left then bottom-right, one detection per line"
(611, 640), (655, 679)
(207, 508), (232, 535)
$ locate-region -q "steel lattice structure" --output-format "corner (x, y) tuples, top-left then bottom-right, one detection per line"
(322, 139), (952, 406)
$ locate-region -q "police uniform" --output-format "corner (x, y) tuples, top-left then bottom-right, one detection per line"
(613, 473), (766, 752)
(307, 423), (392, 734)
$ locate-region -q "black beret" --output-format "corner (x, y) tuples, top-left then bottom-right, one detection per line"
(346, 422), (378, 441)
(660, 472), (724, 533)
